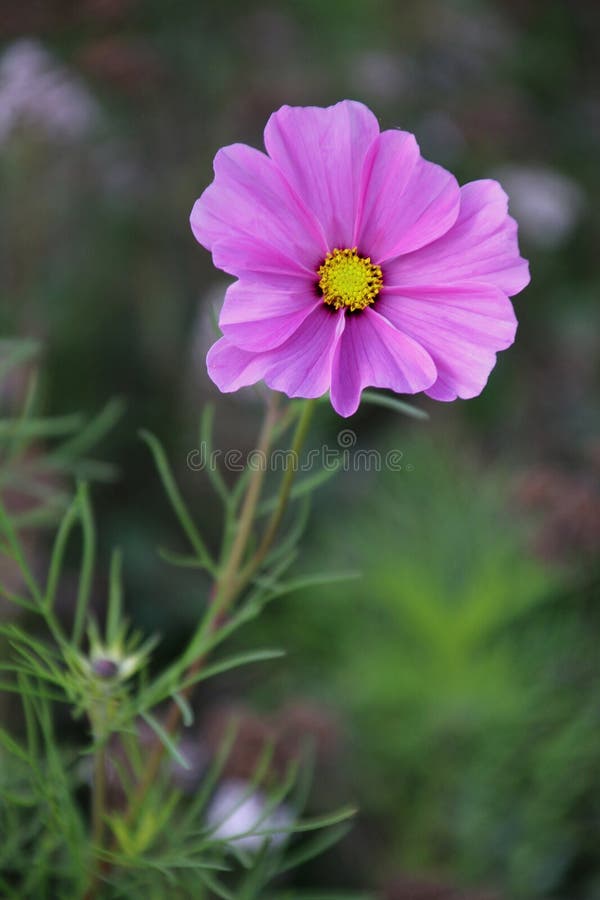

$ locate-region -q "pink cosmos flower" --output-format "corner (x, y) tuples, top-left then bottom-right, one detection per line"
(190, 101), (529, 417)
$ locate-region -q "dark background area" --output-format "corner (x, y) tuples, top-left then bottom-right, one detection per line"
(1, 1), (600, 897)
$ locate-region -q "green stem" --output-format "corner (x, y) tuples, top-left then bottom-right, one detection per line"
(91, 743), (107, 847)
(239, 398), (316, 586)
(212, 390), (281, 614)
(85, 725), (107, 899)
(116, 391), (283, 833)
(108, 395), (315, 870)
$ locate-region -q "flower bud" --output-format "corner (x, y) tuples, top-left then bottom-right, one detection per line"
(91, 657), (120, 679)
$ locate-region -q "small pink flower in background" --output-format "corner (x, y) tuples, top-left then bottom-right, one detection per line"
(191, 101), (529, 417)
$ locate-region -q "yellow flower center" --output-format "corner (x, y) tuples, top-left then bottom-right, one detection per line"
(318, 247), (383, 312)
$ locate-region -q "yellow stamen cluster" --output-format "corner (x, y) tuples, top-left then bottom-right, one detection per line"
(318, 247), (383, 312)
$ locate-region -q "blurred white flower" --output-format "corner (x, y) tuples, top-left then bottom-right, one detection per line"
(0, 39), (100, 143)
(493, 164), (586, 249)
(206, 778), (294, 852)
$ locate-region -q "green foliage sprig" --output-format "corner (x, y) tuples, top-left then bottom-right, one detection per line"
(0, 342), (379, 899)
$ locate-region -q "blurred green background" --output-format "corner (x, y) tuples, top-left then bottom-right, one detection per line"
(1, 0), (600, 897)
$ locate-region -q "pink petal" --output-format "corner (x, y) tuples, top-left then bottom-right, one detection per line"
(190, 143), (327, 278)
(384, 179), (530, 297)
(207, 306), (345, 399)
(207, 338), (271, 394)
(329, 308), (437, 418)
(219, 280), (320, 352)
(211, 237), (315, 288)
(377, 283), (518, 401)
(354, 130), (460, 263)
(264, 101), (380, 249)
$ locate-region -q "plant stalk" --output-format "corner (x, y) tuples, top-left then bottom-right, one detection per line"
(85, 719), (108, 899)
(88, 394), (315, 897)
(120, 391), (284, 829)
(240, 397), (316, 584)
(91, 743), (107, 848)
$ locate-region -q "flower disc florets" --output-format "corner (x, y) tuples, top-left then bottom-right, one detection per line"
(318, 248), (383, 312)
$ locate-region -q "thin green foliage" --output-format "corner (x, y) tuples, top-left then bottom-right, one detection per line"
(0, 348), (357, 897)
(140, 429), (217, 575)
